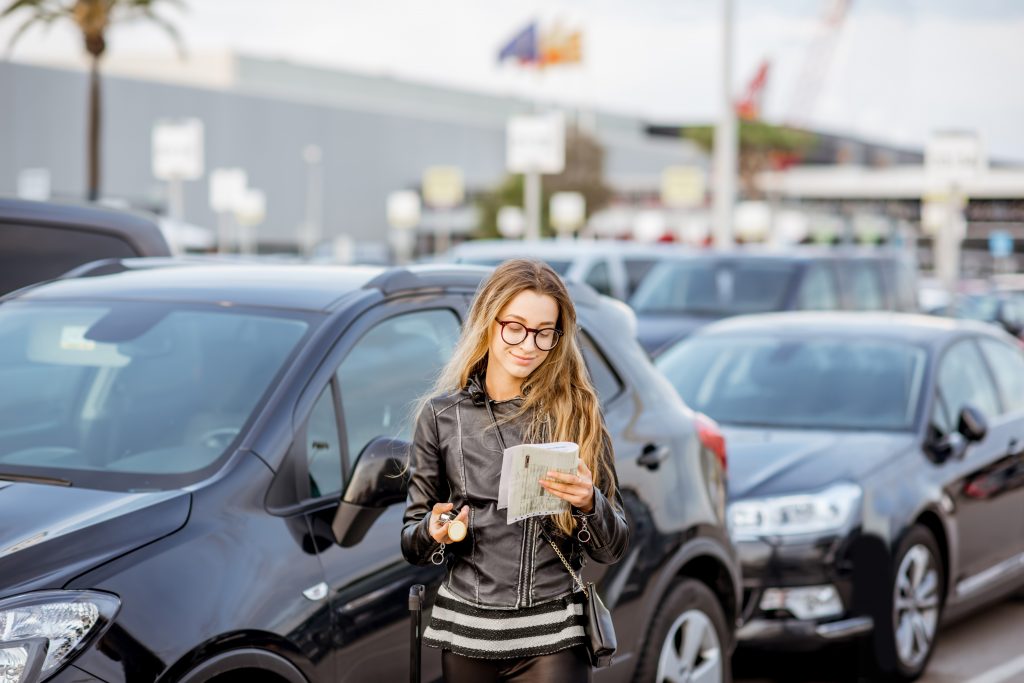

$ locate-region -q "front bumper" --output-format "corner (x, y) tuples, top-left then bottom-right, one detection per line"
(735, 531), (880, 647)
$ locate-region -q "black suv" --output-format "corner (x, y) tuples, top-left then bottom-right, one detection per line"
(631, 248), (919, 356)
(0, 260), (739, 683)
(0, 197), (172, 296)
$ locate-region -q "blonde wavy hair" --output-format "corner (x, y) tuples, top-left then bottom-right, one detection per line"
(425, 258), (616, 535)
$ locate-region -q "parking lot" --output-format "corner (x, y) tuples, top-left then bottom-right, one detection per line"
(736, 597), (1024, 683)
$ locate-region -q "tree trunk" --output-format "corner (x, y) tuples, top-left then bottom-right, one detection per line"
(87, 57), (101, 201)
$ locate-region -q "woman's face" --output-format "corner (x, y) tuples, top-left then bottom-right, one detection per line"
(489, 289), (560, 387)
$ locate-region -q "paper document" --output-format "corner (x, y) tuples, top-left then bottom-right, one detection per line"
(498, 442), (580, 524)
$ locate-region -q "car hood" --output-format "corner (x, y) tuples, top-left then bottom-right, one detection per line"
(0, 480), (191, 598)
(723, 426), (917, 500)
(634, 312), (721, 357)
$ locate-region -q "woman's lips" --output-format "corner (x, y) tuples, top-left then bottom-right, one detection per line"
(510, 352), (535, 365)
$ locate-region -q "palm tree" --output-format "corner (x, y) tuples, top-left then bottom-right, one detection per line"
(2, 0), (185, 200)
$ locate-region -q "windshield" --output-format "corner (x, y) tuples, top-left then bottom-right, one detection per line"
(457, 256), (572, 276)
(656, 335), (926, 431)
(630, 259), (797, 315)
(0, 300), (311, 490)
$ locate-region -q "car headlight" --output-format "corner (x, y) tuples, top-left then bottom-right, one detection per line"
(0, 591), (119, 683)
(728, 482), (862, 539)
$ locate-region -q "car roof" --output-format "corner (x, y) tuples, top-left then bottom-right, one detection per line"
(7, 258), (605, 313)
(0, 197), (171, 256)
(686, 311), (1001, 347)
(649, 246), (912, 264)
(450, 239), (688, 259)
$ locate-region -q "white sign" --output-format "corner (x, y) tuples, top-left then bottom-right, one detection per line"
(234, 188), (266, 227)
(152, 118), (205, 181)
(507, 113), (566, 174)
(387, 190), (422, 231)
(422, 166), (464, 208)
(17, 168), (51, 201)
(925, 131), (986, 191)
(209, 167), (248, 213)
(550, 192), (586, 233)
(497, 206), (526, 239)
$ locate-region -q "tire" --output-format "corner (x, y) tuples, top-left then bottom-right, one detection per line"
(872, 525), (944, 681)
(633, 578), (732, 683)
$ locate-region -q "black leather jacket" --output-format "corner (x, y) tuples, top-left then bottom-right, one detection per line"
(401, 376), (630, 608)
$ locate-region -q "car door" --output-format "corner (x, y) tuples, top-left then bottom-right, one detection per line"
(306, 298), (463, 683)
(932, 337), (1019, 586)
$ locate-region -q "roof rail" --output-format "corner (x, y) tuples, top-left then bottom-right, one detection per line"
(364, 265), (491, 295)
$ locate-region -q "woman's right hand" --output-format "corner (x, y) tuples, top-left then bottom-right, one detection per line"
(429, 502), (469, 543)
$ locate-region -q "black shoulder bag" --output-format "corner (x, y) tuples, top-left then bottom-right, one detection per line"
(484, 397), (618, 668)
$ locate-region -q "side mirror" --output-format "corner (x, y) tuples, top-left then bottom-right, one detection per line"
(957, 405), (988, 443)
(331, 437), (411, 547)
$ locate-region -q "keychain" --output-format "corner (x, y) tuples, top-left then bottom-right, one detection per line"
(438, 511), (468, 542)
(576, 514), (591, 544)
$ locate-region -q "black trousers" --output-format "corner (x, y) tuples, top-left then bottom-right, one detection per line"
(441, 646), (592, 683)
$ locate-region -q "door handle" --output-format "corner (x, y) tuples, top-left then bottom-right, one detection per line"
(637, 443), (670, 470)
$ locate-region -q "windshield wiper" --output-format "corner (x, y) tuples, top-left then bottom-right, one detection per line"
(0, 472), (73, 487)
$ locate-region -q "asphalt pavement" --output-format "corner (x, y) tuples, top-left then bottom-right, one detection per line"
(734, 597), (1024, 683)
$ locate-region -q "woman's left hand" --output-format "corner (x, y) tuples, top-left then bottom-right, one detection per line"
(540, 461), (595, 513)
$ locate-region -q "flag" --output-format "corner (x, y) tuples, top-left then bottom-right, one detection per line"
(539, 28), (582, 67)
(498, 21), (539, 65)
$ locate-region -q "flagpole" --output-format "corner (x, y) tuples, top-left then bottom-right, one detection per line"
(525, 42), (544, 242)
(713, 0), (737, 247)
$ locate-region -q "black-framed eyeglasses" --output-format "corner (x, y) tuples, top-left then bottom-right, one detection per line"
(495, 318), (563, 351)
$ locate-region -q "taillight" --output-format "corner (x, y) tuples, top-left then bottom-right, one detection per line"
(695, 413), (727, 472)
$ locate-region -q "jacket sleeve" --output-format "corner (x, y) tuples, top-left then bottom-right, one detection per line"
(401, 401), (449, 565)
(575, 433), (629, 564)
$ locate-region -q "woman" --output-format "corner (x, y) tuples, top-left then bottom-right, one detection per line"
(401, 258), (629, 683)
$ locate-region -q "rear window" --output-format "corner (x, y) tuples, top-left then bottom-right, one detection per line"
(630, 259), (797, 315)
(0, 223), (138, 295)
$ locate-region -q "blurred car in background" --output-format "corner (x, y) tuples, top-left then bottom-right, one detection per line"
(656, 312), (1024, 681)
(931, 288), (1024, 341)
(0, 197), (172, 296)
(0, 260), (738, 683)
(449, 238), (682, 301)
(631, 249), (919, 357)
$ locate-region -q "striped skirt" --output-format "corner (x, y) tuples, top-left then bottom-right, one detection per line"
(423, 583), (587, 660)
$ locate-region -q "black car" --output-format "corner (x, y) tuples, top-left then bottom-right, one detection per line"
(630, 248), (918, 357)
(656, 312), (1024, 680)
(0, 259), (739, 683)
(0, 197), (172, 296)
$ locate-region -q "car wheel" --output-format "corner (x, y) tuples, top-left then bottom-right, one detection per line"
(634, 578), (732, 683)
(873, 525), (944, 681)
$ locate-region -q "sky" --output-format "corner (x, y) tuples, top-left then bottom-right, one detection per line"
(3, 0), (1024, 162)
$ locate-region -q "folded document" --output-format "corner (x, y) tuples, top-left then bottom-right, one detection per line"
(497, 442), (580, 524)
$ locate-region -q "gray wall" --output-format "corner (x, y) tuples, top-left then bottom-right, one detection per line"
(1, 60), (703, 248)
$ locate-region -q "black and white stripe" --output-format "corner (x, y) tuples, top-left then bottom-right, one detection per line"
(423, 583), (586, 659)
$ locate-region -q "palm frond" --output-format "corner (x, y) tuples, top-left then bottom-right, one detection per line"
(139, 6), (184, 57)
(2, 0), (61, 19)
(4, 5), (66, 54)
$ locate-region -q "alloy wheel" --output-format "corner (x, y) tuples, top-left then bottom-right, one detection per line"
(892, 543), (940, 670)
(655, 608), (723, 683)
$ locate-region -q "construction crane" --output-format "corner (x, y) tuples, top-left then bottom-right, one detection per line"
(785, 0), (853, 127)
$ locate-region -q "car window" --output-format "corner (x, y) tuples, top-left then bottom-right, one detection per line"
(936, 340), (1001, 427)
(579, 331), (623, 405)
(843, 261), (886, 311)
(657, 334), (925, 431)
(584, 261), (613, 297)
(307, 385), (343, 497)
(892, 260), (918, 311)
(978, 338), (1024, 414)
(631, 259), (797, 315)
(0, 223), (139, 295)
(337, 309), (460, 462)
(623, 257), (657, 298)
(795, 264), (840, 310)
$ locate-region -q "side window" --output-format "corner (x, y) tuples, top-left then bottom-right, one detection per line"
(795, 264), (840, 310)
(0, 223), (138, 295)
(979, 338), (1024, 414)
(623, 257), (657, 298)
(585, 261), (613, 297)
(307, 385), (343, 498)
(935, 340), (1001, 430)
(337, 309), (460, 461)
(579, 331), (623, 405)
(844, 261), (886, 311)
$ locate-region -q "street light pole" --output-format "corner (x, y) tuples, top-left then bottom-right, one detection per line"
(713, 0), (737, 247)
